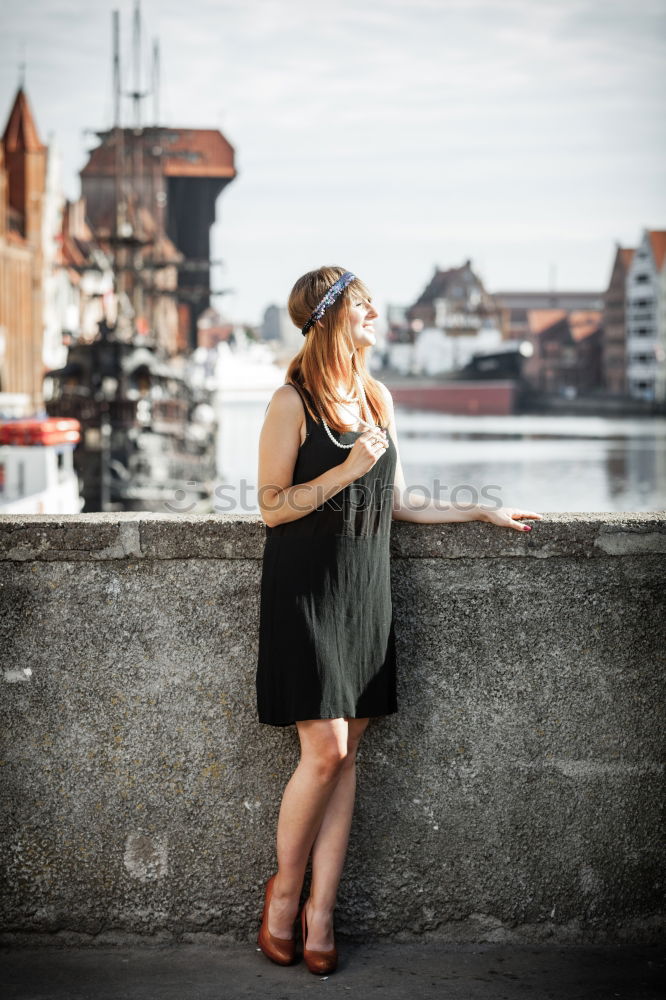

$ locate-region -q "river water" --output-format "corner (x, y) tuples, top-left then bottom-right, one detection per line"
(213, 394), (666, 516)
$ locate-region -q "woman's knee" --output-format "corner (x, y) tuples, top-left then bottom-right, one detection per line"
(338, 718), (369, 769)
(296, 719), (349, 779)
(317, 744), (349, 779)
(346, 717), (369, 753)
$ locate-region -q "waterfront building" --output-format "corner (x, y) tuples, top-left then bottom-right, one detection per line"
(387, 259), (503, 376)
(521, 309), (603, 395)
(625, 229), (666, 402)
(602, 244), (634, 395)
(80, 126), (236, 354)
(407, 259), (499, 333)
(493, 290), (604, 342)
(0, 88), (47, 412)
(261, 304), (300, 349)
(54, 198), (116, 345)
(197, 307), (234, 350)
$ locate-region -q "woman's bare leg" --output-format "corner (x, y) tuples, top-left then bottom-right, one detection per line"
(266, 717), (351, 939)
(302, 717), (370, 951)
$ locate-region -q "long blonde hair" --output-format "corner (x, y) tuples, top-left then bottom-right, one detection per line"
(284, 265), (389, 433)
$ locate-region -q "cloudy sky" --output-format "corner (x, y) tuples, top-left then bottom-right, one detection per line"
(0, 0), (664, 326)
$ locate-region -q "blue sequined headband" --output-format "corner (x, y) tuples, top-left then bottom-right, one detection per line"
(301, 271), (356, 336)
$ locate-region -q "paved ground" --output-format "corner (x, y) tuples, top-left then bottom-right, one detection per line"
(1, 940), (663, 1000)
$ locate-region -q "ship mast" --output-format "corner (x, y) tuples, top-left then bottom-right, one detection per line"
(84, 1), (235, 353)
(107, 1), (163, 343)
(129, 0), (147, 129)
(152, 38), (160, 127)
(111, 9), (126, 321)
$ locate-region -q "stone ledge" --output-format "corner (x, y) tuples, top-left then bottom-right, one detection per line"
(0, 511), (664, 561)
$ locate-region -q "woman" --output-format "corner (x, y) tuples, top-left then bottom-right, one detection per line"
(255, 266), (541, 974)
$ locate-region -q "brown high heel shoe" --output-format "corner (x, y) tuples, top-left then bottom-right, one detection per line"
(257, 873), (297, 966)
(300, 898), (338, 975)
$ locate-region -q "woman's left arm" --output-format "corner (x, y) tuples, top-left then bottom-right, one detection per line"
(379, 382), (543, 533)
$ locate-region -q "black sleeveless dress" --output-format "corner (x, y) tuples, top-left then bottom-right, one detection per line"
(256, 382), (398, 726)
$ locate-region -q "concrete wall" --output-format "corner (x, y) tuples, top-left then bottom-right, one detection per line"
(0, 512), (664, 947)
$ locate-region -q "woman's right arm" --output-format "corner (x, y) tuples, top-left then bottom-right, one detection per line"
(257, 385), (382, 528)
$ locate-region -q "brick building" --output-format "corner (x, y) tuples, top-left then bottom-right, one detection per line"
(522, 309), (603, 394)
(492, 290), (603, 342)
(0, 88), (47, 412)
(405, 259), (499, 334)
(601, 245), (634, 395)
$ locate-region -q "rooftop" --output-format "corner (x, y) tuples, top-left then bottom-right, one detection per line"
(1, 87), (45, 154)
(81, 126), (236, 180)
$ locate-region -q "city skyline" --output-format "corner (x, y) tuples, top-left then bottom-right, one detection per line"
(0, 0), (664, 328)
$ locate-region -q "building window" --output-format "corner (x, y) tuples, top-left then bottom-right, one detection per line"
(634, 274), (649, 283)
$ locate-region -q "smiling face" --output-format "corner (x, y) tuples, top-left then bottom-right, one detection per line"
(347, 289), (379, 350)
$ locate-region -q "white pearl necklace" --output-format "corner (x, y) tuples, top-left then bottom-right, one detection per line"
(320, 373), (380, 450)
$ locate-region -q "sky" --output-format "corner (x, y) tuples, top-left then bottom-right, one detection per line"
(0, 0), (664, 327)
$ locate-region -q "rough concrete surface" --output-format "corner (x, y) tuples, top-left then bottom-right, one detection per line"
(1, 941), (664, 1000)
(1, 513), (664, 947)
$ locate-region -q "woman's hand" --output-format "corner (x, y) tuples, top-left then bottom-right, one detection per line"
(342, 427), (389, 480)
(477, 506), (543, 532)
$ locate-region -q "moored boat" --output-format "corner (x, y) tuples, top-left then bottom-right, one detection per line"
(0, 417), (84, 514)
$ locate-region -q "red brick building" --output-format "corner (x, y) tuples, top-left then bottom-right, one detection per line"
(493, 290), (603, 342)
(602, 245), (634, 395)
(522, 309), (603, 394)
(0, 88), (47, 411)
